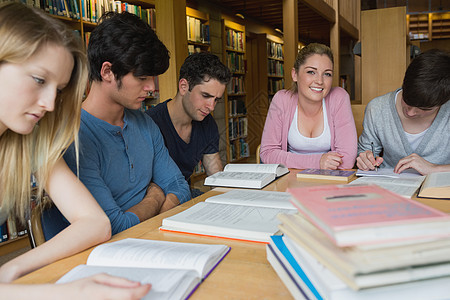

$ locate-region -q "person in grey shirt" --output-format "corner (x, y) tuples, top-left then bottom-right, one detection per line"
(357, 49), (450, 175)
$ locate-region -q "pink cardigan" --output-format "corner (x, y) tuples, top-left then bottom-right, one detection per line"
(260, 87), (357, 169)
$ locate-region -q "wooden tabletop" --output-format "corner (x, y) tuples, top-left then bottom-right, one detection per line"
(14, 169), (450, 299)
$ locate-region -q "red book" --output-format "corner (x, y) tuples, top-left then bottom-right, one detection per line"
(287, 184), (450, 247)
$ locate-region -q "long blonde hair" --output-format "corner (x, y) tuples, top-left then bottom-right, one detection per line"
(0, 2), (87, 223)
(290, 43), (334, 94)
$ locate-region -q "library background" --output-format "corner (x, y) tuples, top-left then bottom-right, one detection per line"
(0, 0), (449, 264)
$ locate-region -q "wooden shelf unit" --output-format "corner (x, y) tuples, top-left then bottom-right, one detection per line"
(222, 19), (249, 163)
(407, 12), (450, 41)
(186, 6), (210, 54)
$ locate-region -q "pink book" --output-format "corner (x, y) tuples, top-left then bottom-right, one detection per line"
(287, 184), (450, 247)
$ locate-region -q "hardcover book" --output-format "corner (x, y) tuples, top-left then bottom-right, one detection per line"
(297, 169), (356, 182)
(287, 184), (450, 246)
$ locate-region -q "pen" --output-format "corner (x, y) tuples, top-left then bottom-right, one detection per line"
(371, 142), (378, 172)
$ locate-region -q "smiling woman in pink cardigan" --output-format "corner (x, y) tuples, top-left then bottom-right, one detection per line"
(260, 43), (357, 169)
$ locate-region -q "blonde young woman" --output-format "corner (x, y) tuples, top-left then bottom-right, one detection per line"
(260, 43), (357, 169)
(0, 3), (149, 299)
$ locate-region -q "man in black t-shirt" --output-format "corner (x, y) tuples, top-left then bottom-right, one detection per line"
(147, 53), (231, 195)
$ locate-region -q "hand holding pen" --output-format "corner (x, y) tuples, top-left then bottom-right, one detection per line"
(356, 142), (384, 171)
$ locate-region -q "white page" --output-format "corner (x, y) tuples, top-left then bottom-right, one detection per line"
(57, 265), (199, 300)
(424, 171), (450, 188)
(86, 238), (228, 278)
(224, 163), (279, 173)
(206, 189), (295, 209)
(224, 163), (288, 176)
(162, 202), (296, 242)
(349, 177), (425, 198)
(207, 171), (273, 181)
(356, 168), (422, 178)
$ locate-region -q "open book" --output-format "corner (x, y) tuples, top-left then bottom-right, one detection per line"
(204, 163), (289, 189)
(160, 190), (296, 243)
(57, 238), (230, 300)
(349, 176), (425, 198)
(418, 171), (450, 199)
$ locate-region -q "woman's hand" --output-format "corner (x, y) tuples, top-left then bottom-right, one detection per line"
(60, 273), (151, 300)
(320, 152), (343, 170)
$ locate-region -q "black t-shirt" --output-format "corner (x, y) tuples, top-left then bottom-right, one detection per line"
(146, 99), (219, 181)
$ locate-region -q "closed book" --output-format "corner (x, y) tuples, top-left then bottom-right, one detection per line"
(297, 169), (356, 182)
(278, 213), (450, 290)
(204, 163), (289, 189)
(287, 184), (450, 247)
(269, 235), (450, 300)
(57, 238), (230, 300)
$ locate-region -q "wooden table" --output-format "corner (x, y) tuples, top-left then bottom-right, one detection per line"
(14, 169), (450, 299)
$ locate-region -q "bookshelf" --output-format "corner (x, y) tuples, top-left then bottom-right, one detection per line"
(266, 38), (285, 101)
(186, 7), (210, 55)
(222, 19), (249, 163)
(407, 12), (450, 41)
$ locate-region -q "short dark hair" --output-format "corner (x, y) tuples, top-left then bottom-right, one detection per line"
(179, 52), (231, 91)
(402, 49), (450, 108)
(87, 11), (169, 83)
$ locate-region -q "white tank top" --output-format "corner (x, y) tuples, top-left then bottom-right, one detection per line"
(287, 99), (331, 154)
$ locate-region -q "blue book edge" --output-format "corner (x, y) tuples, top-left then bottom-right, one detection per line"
(270, 235), (323, 300)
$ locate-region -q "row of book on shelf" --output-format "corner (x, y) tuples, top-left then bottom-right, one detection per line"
(0, 216), (28, 244)
(228, 118), (247, 140)
(267, 40), (283, 60)
(81, 0), (155, 26)
(186, 15), (210, 44)
(268, 78), (285, 95)
(227, 76), (245, 94)
(229, 139), (249, 161)
(225, 28), (244, 51)
(228, 99), (246, 116)
(268, 59), (284, 77)
(226, 52), (245, 73)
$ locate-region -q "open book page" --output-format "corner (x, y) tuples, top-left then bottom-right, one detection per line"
(161, 202), (296, 242)
(86, 238), (229, 278)
(204, 171), (275, 189)
(224, 163), (289, 176)
(356, 168), (422, 178)
(57, 265), (199, 300)
(349, 176), (425, 198)
(206, 190), (294, 210)
(422, 171), (450, 188)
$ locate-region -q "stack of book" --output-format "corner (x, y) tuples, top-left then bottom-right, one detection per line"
(267, 184), (450, 299)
